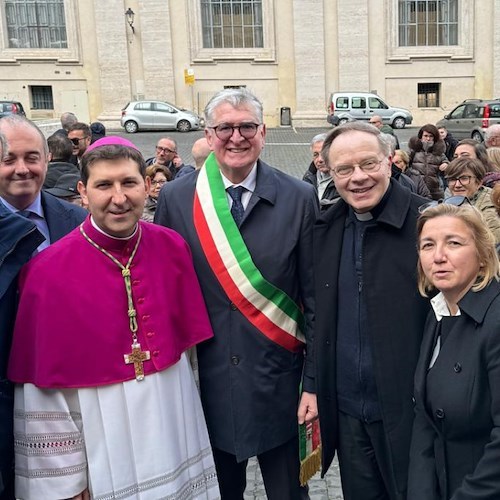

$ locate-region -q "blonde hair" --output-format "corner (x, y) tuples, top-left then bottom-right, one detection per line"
(416, 203), (499, 297)
(487, 147), (500, 172)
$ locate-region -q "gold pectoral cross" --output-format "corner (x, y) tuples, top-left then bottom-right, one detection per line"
(124, 342), (151, 381)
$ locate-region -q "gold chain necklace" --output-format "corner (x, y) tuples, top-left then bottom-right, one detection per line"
(79, 223), (150, 381)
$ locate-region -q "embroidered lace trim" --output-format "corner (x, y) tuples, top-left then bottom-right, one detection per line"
(95, 447), (218, 500)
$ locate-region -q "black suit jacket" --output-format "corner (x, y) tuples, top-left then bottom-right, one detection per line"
(155, 160), (318, 460)
(408, 281), (500, 500)
(314, 180), (430, 493)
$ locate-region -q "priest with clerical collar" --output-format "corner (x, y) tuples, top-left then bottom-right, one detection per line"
(8, 137), (219, 500)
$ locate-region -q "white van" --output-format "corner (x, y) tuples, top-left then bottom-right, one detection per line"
(327, 92), (412, 129)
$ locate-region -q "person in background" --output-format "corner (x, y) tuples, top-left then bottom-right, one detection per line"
(54, 112), (78, 137)
(408, 202), (500, 500)
(145, 136), (189, 178)
(408, 124), (449, 200)
(369, 115), (400, 148)
(155, 88), (318, 500)
(303, 133), (339, 211)
(191, 137), (212, 169)
(45, 173), (83, 207)
(314, 121), (429, 500)
(90, 122), (106, 144)
(43, 133), (80, 188)
(67, 122), (92, 167)
(445, 157), (500, 243)
(8, 136), (219, 500)
(142, 164), (171, 221)
(393, 149), (431, 198)
(453, 139), (491, 166)
(437, 125), (458, 161)
(484, 123), (500, 148)
(484, 147), (500, 188)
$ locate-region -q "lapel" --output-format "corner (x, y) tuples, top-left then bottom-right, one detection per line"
(313, 200), (348, 306)
(242, 160), (277, 225)
(41, 191), (71, 243)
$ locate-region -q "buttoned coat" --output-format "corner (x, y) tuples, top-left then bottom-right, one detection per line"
(408, 280), (500, 500)
(314, 180), (430, 493)
(155, 160), (318, 461)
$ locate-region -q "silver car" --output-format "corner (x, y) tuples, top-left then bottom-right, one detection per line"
(120, 100), (204, 133)
(327, 92), (412, 129)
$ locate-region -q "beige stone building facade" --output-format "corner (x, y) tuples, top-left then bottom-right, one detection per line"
(0, 0), (498, 128)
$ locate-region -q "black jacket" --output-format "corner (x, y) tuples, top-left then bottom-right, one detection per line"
(314, 180), (430, 494)
(408, 281), (500, 500)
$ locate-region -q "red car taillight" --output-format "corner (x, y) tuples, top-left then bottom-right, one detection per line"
(482, 104), (491, 128)
(11, 103), (18, 113)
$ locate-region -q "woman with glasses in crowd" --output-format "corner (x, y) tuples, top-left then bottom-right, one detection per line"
(408, 202), (500, 500)
(142, 164), (171, 221)
(445, 157), (500, 244)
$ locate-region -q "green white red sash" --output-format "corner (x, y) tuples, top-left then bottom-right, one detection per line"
(193, 153), (305, 352)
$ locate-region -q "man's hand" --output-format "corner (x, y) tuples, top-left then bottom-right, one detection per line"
(173, 155), (183, 168)
(71, 488), (90, 500)
(439, 162), (448, 172)
(297, 391), (318, 425)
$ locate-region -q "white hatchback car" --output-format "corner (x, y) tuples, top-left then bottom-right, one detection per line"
(121, 100), (204, 133)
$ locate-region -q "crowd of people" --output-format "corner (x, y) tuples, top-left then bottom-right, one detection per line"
(1, 88), (500, 500)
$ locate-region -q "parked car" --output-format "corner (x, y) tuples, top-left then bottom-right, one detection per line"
(436, 99), (500, 142)
(0, 101), (26, 118)
(120, 100), (204, 133)
(327, 92), (412, 129)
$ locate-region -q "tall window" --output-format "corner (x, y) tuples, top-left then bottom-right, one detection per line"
(418, 83), (440, 107)
(5, 0), (67, 49)
(399, 0), (458, 46)
(201, 0), (263, 49)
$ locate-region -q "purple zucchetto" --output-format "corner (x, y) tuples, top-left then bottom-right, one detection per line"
(84, 135), (140, 154)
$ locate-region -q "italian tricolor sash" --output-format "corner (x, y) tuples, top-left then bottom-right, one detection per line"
(193, 153), (306, 352)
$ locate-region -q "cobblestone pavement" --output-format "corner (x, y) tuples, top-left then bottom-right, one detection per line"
(244, 457), (344, 500)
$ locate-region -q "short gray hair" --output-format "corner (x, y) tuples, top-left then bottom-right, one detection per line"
(485, 124), (500, 142)
(310, 133), (328, 148)
(0, 114), (49, 156)
(0, 131), (6, 160)
(321, 121), (391, 168)
(204, 88), (263, 126)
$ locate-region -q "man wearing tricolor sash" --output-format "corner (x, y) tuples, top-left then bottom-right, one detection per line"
(155, 88), (318, 499)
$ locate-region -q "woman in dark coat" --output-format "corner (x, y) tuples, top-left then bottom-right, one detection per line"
(408, 124), (449, 200)
(408, 202), (500, 500)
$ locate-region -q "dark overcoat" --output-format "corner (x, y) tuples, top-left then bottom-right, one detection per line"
(408, 280), (500, 500)
(0, 193), (85, 498)
(155, 160), (318, 461)
(314, 180), (430, 494)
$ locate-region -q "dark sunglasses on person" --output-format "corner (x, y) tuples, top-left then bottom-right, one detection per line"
(418, 195), (471, 214)
(70, 137), (88, 146)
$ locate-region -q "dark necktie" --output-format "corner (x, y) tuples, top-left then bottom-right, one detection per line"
(227, 186), (245, 226)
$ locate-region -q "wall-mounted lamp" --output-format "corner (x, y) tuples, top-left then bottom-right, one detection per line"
(125, 8), (135, 34)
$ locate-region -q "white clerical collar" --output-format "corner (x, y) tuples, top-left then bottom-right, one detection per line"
(90, 216), (138, 240)
(431, 292), (461, 321)
(354, 211), (373, 221)
(220, 163), (257, 193)
(0, 192), (44, 218)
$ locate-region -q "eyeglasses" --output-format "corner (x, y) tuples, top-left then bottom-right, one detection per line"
(70, 137), (88, 146)
(418, 195), (471, 214)
(156, 146), (176, 154)
(151, 179), (167, 186)
(208, 123), (261, 141)
(446, 175), (474, 186)
(330, 158), (385, 178)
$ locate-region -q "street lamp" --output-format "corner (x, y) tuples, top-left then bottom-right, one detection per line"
(125, 8), (135, 34)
